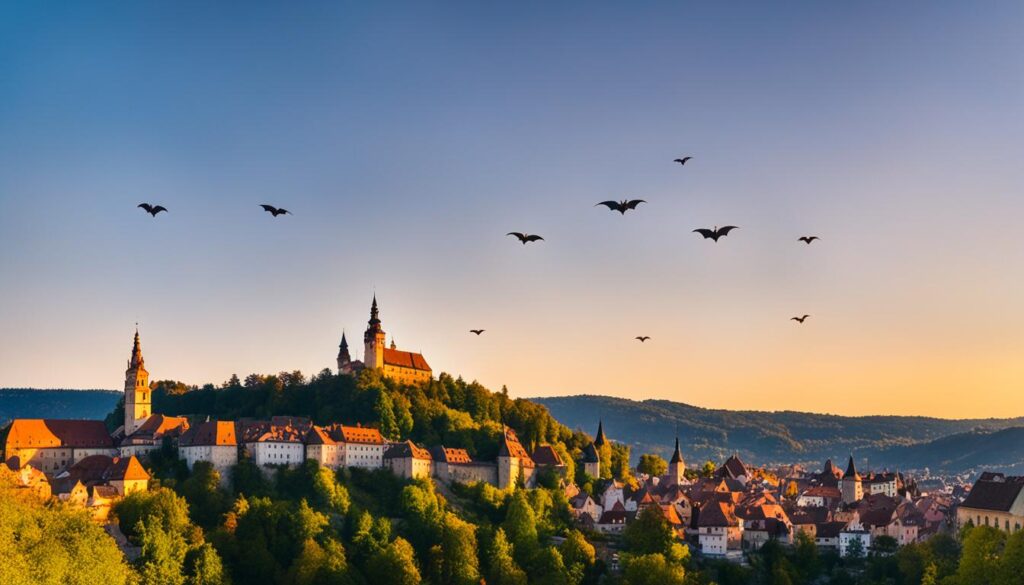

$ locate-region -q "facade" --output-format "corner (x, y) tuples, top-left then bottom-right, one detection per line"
(430, 446), (497, 485)
(956, 473), (1024, 533)
(123, 329), (152, 436)
(4, 419), (117, 474)
(306, 425), (346, 469)
(384, 440), (433, 479)
(238, 420), (306, 468)
(337, 296), (432, 385)
(698, 500), (743, 555)
(839, 529), (871, 557)
(179, 421), (238, 476)
(119, 413), (190, 457)
(338, 425), (386, 469)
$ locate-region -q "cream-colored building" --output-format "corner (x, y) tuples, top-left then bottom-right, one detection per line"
(429, 446), (497, 485)
(123, 329), (152, 436)
(306, 425), (346, 469)
(841, 456), (863, 505)
(179, 421), (238, 477)
(384, 440), (433, 480)
(338, 425), (386, 469)
(497, 426), (536, 490)
(957, 472), (1024, 533)
(4, 419), (117, 474)
(337, 296), (432, 385)
(238, 422), (306, 468)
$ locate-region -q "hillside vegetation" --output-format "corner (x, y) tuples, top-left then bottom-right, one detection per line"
(0, 388), (121, 425)
(534, 395), (1024, 473)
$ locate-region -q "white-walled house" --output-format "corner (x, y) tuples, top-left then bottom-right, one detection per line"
(339, 425), (386, 469)
(698, 501), (743, 556)
(306, 425), (346, 469)
(178, 421), (238, 477)
(239, 422), (305, 468)
(384, 440), (433, 479)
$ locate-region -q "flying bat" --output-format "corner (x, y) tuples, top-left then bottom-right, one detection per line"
(635, 336), (650, 342)
(137, 203), (167, 217)
(507, 232), (544, 244)
(470, 329), (485, 335)
(673, 157), (692, 165)
(693, 226), (739, 242)
(260, 204), (291, 217)
(791, 315), (810, 323)
(798, 236), (820, 244)
(596, 199), (646, 215)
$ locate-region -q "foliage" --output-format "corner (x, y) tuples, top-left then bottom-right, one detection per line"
(637, 453), (668, 477)
(622, 553), (685, 585)
(485, 528), (528, 585)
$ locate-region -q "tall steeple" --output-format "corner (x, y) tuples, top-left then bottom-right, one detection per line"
(594, 420), (607, 447)
(668, 434), (686, 485)
(363, 295), (386, 369)
(670, 436), (684, 464)
(337, 331), (351, 372)
(124, 327), (151, 436)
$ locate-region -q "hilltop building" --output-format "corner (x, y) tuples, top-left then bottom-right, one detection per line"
(337, 296), (432, 385)
(667, 436), (686, 486)
(582, 420), (607, 478)
(123, 329), (151, 436)
(841, 456), (864, 505)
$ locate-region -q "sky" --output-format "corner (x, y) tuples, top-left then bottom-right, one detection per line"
(1, 1), (1023, 418)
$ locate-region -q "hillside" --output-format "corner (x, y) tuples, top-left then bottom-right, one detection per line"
(0, 388), (121, 425)
(533, 395), (1024, 473)
(867, 426), (1024, 474)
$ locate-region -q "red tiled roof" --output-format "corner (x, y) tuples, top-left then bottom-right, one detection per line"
(69, 455), (115, 483)
(132, 414), (189, 437)
(179, 421), (236, 447)
(384, 440), (432, 460)
(104, 456), (150, 482)
(531, 445), (563, 466)
(497, 427), (534, 467)
(339, 425), (385, 444)
(697, 501), (740, 527)
(382, 348), (431, 371)
(6, 419), (113, 449)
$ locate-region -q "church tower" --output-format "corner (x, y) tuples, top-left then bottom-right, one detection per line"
(668, 435), (686, 486)
(841, 455), (863, 504)
(124, 328), (151, 436)
(363, 296), (386, 370)
(337, 331), (351, 373)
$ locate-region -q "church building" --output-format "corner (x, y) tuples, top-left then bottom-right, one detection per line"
(337, 296), (432, 385)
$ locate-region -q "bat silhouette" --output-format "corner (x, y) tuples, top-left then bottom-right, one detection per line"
(693, 226), (739, 242)
(791, 315), (810, 323)
(596, 199), (646, 215)
(137, 203), (167, 217)
(798, 236), (820, 244)
(260, 204), (291, 217)
(635, 336), (650, 342)
(674, 157), (692, 165)
(470, 329), (485, 335)
(507, 232), (544, 244)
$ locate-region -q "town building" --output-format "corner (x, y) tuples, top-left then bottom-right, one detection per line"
(497, 426), (536, 489)
(4, 419), (117, 474)
(178, 420), (238, 476)
(841, 456), (864, 505)
(698, 500), (743, 555)
(238, 420), (306, 468)
(338, 424), (386, 469)
(384, 440), (433, 479)
(429, 446), (497, 485)
(956, 472), (1024, 533)
(123, 329), (152, 436)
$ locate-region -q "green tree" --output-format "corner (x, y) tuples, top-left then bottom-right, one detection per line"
(871, 534), (899, 556)
(486, 528), (528, 585)
(531, 546), (569, 585)
(637, 454), (668, 477)
(367, 537), (421, 585)
(624, 505), (674, 556)
(996, 529), (1024, 585)
(184, 542), (229, 585)
(437, 513), (480, 585)
(136, 518), (188, 585)
(955, 525), (1005, 585)
(921, 562), (938, 585)
(559, 530), (595, 585)
(846, 537), (865, 562)
(610, 442), (633, 482)
(178, 462), (230, 529)
(115, 487), (192, 541)
(622, 554), (685, 585)
(503, 491), (540, 567)
(792, 530), (820, 581)
(312, 465), (350, 514)
(700, 460), (717, 478)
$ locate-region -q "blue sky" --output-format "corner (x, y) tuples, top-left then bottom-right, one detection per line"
(2, 1), (1023, 417)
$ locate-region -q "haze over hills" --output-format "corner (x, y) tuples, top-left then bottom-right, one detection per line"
(0, 388), (120, 425)
(533, 395), (1024, 475)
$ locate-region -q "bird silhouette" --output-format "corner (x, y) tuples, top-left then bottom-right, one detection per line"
(596, 199), (646, 215)
(798, 236), (820, 244)
(507, 232), (544, 244)
(673, 157), (693, 165)
(470, 329), (485, 335)
(635, 336), (651, 343)
(137, 203), (167, 217)
(693, 226), (739, 242)
(791, 315), (810, 323)
(260, 204), (291, 217)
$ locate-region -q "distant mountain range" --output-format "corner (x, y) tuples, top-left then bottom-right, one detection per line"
(0, 388), (120, 426)
(532, 395), (1024, 476)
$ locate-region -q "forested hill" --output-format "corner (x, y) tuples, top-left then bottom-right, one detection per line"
(0, 388), (121, 425)
(533, 395), (1024, 473)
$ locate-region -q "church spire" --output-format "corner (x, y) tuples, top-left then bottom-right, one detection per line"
(594, 420), (607, 447)
(670, 435), (684, 464)
(129, 326), (144, 369)
(369, 295), (380, 326)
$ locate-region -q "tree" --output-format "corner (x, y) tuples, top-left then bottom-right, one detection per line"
(624, 506), (674, 556)
(955, 525), (1005, 585)
(637, 453), (668, 477)
(178, 461), (230, 529)
(486, 529), (528, 585)
(367, 537), (421, 585)
(114, 488), (192, 541)
(136, 518), (188, 585)
(503, 491), (540, 567)
(559, 530), (595, 585)
(530, 546), (569, 585)
(437, 513), (480, 585)
(700, 460), (717, 478)
(622, 554), (685, 585)
(610, 443), (633, 483)
(792, 530), (820, 581)
(996, 528), (1024, 585)
(845, 537), (865, 562)
(871, 534), (899, 556)
(184, 542), (229, 585)
(921, 562), (938, 585)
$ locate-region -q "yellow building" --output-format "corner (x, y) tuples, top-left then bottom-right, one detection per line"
(338, 296), (432, 385)
(957, 472), (1024, 533)
(124, 329), (151, 436)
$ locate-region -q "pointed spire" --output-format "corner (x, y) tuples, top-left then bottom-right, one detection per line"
(370, 295), (380, 324)
(594, 420), (606, 447)
(844, 454), (860, 480)
(390, 337), (397, 350)
(129, 327), (144, 368)
(340, 330), (348, 349)
(670, 435), (684, 464)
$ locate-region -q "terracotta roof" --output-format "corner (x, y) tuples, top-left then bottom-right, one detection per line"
(382, 348), (431, 371)
(6, 419), (113, 449)
(104, 456), (150, 482)
(429, 446), (474, 464)
(122, 414), (189, 444)
(790, 506), (831, 525)
(384, 440), (432, 460)
(531, 445), (563, 466)
(68, 455), (115, 483)
(697, 500), (740, 527)
(339, 425), (385, 444)
(803, 486), (842, 499)
(237, 421), (305, 444)
(961, 474), (1024, 513)
(179, 421), (237, 447)
(497, 427), (534, 467)
(306, 426), (336, 445)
